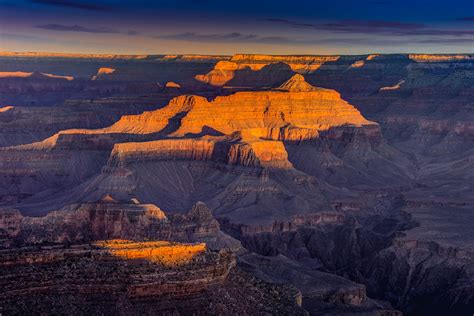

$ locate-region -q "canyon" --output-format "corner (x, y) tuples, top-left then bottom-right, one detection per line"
(0, 52), (473, 315)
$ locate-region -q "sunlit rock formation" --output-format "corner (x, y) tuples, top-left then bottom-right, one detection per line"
(0, 71), (74, 81)
(110, 133), (293, 169)
(194, 60), (239, 86)
(165, 81), (181, 88)
(91, 67), (116, 80)
(108, 74), (374, 138)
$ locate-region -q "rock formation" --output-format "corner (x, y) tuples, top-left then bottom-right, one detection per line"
(91, 67), (116, 80)
(107, 74), (374, 138)
(0, 198), (223, 246)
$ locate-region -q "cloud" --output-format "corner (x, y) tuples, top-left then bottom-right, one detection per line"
(36, 24), (120, 34)
(0, 32), (86, 46)
(457, 16), (474, 21)
(418, 38), (474, 44)
(156, 30), (474, 48)
(265, 18), (474, 37)
(158, 32), (295, 43)
(30, 0), (110, 11)
(0, 32), (48, 42)
(35, 24), (143, 37)
(316, 36), (474, 46)
(265, 18), (424, 31)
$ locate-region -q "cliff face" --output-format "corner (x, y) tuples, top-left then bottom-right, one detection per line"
(0, 199), (220, 246)
(109, 134), (293, 169)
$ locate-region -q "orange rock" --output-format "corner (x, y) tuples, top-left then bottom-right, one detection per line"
(0, 71), (73, 81)
(94, 239), (207, 266)
(409, 54), (473, 62)
(276, 74), (321, 92)
(0, 105), (14, 113)
(165, 81), (181, 88)
(194, 61), (239, 86)
(91, 67), (116, 80)
(110, 133), (293, 169)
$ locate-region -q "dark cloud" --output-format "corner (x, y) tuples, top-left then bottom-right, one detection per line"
(36, 24), (119, 33)
(265, 18), (424, 31)
(158, 32), (294, 43)
(457, 16), (474, 21)
(125, 30), (141, 36)
(310, 37), (474, 47)
(157, 31), (474, 47)
(419, 38), (474, 44)
(0, 33), (47, 42)
(30, 0), (110, 11)
(265, 18), (474, 37)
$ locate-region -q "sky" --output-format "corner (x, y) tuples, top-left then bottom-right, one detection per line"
(0, 0), (473, 54)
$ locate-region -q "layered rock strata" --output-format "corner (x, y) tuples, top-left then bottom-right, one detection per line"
(0, 240), (239, 314)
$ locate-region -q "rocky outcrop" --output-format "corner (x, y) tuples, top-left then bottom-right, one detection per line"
(165, 81), (181, 88)
(0, 240), (240, 314)
(361, 239), (474, 316)
(105, 75), (374, 138)
(0, 199), (222, 246)
(276, 73), (322, 92)
(194, 60), (239, 86)
(0, 71), (74, 81)
(91, 67), (116, 80)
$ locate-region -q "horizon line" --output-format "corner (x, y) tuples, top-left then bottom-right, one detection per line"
(1, 51), (474, 59)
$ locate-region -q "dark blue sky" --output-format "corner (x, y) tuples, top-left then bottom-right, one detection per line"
(1, 0), (473, 54)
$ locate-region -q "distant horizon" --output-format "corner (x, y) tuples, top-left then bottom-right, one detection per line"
(1, 51), (474, 57)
